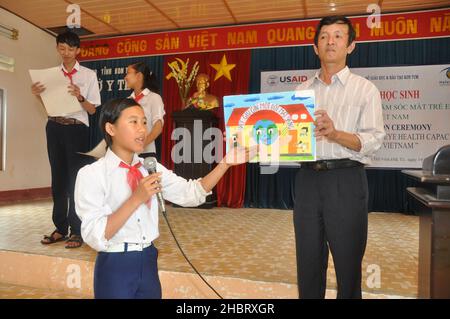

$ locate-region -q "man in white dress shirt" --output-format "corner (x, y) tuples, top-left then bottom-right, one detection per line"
(294, 16), (385, 298)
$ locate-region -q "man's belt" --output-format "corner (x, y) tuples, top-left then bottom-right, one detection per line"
(301, 159), (363, 171)
(48, 116), (83, 125)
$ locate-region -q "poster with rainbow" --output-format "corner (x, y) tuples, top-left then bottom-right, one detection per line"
(224, 90), (316, 163)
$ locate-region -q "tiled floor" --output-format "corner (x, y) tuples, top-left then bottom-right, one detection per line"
(0, 282), (86, 299)
(0, 282), (408, 299)
(0, 199), (419, 298)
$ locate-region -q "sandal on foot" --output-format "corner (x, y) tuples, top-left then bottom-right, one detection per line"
(65, 234), (83, 249)
(41, 230), (67, 245)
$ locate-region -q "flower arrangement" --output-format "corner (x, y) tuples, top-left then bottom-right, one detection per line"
(167, 58), (200, 107)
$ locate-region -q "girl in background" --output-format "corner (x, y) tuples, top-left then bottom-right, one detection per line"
(125, 62), (164, 160)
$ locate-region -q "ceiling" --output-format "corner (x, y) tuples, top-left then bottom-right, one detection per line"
(1, 0), (449, 39)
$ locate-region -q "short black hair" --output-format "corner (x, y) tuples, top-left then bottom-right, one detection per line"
(99, 98), (141, 147)
(314, 16), (356, 47)
(56, 30), (80, 48)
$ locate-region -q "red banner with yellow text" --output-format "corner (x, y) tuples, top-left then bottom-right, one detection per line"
(79, 8), (450, 61)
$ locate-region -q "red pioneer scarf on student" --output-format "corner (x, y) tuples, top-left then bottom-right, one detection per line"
(119, 161), (143, 192)
(134, 92), (145, 103)
(62, 68), (77, 84)
(119, 161), (152, 208)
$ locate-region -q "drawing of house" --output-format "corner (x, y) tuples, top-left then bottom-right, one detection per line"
(225, 104), (314, 157)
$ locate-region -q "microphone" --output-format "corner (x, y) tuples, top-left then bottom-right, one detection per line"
(143, 157), (166, 214)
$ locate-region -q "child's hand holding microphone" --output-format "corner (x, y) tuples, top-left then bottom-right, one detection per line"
(132, 172), (162, 205)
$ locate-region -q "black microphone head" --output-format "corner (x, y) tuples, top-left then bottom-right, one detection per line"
(143, 156), (157, 173)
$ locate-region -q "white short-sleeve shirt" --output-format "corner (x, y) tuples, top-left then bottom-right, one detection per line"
(130, 88), (165, 153)
(61, 61), (101, 126)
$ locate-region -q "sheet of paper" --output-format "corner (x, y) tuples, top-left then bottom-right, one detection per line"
(29, 67), (82, 116)
(79, 139), (107, 159)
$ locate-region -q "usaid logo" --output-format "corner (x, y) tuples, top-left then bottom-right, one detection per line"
(280, 75), (308, 84)
(266, 75), (278, 86)
(266, 74), (308, 86)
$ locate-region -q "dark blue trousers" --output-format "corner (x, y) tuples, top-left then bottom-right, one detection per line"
(94, 244), (162, 299)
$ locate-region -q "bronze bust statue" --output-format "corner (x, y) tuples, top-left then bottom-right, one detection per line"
(187, 73), (219, 110)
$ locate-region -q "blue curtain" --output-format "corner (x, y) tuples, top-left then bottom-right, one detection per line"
(245, 37), (450, 213)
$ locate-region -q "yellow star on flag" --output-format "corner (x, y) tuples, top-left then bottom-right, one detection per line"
(210, 54), (236, 82)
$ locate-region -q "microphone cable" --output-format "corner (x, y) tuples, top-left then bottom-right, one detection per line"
(160, 209), (223, 299)
(144, 157), (223, 299)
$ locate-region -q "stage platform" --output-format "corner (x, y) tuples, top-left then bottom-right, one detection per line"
(0, 199), (418, 299)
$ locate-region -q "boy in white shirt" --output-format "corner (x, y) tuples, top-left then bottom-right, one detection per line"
(31, 31), (101, 249)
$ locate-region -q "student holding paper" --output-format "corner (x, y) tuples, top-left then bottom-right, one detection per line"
(31, 31), (101, 249)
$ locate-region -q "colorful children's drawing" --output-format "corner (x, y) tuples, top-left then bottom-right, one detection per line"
(224, 90), (316, 162)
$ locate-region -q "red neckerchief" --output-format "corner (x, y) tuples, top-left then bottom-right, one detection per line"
(119, 161), (143, 192)
(119, 161), (152, 208)
(62, 68), (77, 84)
(134, 91), (145, 103)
